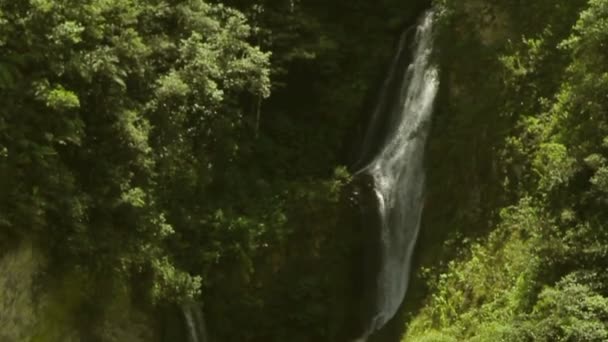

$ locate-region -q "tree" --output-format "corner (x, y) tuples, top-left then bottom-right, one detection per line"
(0, 0), (270, 303)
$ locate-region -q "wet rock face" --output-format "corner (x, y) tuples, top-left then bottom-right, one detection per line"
(0, 243), (159, 342)
(342, 172), (383, 340)
(0, 243), (42, 342)
(349, 173), (379, 217)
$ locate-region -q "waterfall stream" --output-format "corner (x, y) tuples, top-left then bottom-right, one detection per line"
(356, 11), (438, 340)
(182, 303), (209, 342)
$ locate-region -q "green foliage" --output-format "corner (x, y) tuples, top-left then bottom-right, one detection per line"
(150, 257), (202, 304)
(405, 199), (608, 341)
(0, 0), (269, 322)
(406, 1), (608, 341)
(1, 0), (404, 339)
(35, 83), (81, 110)
(533, 143), (576, 191)
(528, 272), (608, 342)
(13, 0), (608, 340)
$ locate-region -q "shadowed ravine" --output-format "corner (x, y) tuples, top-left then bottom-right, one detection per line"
(355, 11), (438, 341)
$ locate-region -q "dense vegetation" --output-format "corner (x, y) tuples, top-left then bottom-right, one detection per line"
(405, 0), (608, 341)
(0, 0), (426, 341)
(2, 0), (608, 341)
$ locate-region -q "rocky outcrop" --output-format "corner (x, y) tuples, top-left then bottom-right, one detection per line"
(0, 242), (158, 342)
(0, 243), (51, 342)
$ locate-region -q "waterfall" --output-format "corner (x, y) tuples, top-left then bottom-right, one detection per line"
(356, 11), (438, 340)
(182, 303), (209, 342)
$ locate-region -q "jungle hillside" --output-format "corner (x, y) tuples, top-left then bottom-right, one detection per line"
(1, 0), (607, 341)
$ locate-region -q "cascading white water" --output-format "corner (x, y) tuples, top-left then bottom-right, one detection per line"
(356, 11), (438, 340)
(182, 303), (209, 342)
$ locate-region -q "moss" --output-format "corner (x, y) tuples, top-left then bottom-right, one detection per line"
(0, 242), (42, 342)
(0, 241), (160, 342)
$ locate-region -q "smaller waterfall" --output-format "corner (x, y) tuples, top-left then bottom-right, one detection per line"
(182, 303), (209, 342)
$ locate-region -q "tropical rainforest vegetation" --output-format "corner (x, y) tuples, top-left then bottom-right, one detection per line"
(1, 0), (607, 341)
(406, 0), (608, 341)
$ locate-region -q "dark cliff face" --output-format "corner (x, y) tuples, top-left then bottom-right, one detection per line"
(0, 243), (162, 342)
(343, 173), (382, 340)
